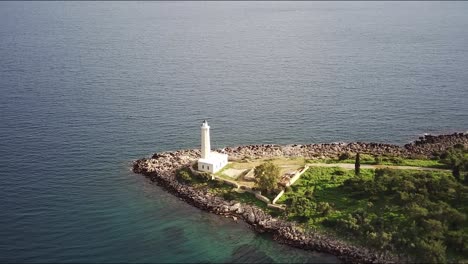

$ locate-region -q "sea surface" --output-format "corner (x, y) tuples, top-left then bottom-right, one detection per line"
(1, 1), (467, 263)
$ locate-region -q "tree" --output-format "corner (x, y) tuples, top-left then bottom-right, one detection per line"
(464, 161), (468, 185)
(355, 152), (361, 176)
(254, 162), (280, 195)
(442, 145), (467, 183)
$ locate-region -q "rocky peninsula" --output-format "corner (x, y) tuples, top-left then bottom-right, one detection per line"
(132, 133), (468, 264)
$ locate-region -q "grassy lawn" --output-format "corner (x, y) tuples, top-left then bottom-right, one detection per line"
(229, 157), (306, 174)
(308, 154), (448, 169)
(279, 166), (454, 222)
(277, 166), (466, 263)
(277, 167), (375, 220)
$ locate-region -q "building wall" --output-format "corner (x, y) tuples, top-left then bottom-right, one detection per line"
(197, 161), (215, 173)
(197, 154), (228, 173)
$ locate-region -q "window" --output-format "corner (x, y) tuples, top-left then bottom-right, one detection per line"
(202, 165), (204, 169)
(207, 166), (210, 170)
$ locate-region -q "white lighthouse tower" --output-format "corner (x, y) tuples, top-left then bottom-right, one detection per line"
(197, 120), (228, 173)
(200, 120), (211, 159)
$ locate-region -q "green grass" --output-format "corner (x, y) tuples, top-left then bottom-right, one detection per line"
(278, 166), (465, 263)
(227, 157), (306, 175)
(187, 161), (466, 262)
(391, 158), (447, 168)
(310, 155), (448, 169)
(280, 167), (453, 220)
(278, 167), (375, 223)
(188, 174), (270, 210)
(230, 191), (269, 209)
(206, 181), (233, 194)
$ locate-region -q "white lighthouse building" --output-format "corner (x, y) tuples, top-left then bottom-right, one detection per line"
(197, 120), (228, 173)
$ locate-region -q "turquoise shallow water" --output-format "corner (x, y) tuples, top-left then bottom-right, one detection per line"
(0, 1), (467, 263)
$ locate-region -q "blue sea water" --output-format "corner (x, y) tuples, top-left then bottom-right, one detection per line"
(0, 1), (467, 263)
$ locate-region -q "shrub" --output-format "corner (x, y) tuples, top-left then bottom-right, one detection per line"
(390, 156), (403, 164)
(441, 145), (467, 182)
(284, 197), (293, 206)
(209, 179), (224, 188)
(338, 152), (353, 161)
(333, 168), (346, 176)
(445, 230), (468, 253)
(337, 214), (360, 234)
(415, 239), (446, 263)
(197, 172), (212, 182)
(322, 218), (338, 228)
(374, 156), (383, 165)
(316, 202), (332, 216)
(453, 143), (465, 150)
(289, 196), (317, 222)
(223, 192), (236, 201)
(176, 168), (193, 183)
(360, 154), (375, 163)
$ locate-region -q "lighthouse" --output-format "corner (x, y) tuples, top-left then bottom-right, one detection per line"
(200, 120), (210, 159)
(197, 120), (228, 173)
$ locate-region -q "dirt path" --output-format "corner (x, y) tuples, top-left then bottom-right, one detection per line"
(307, 163), (449, 171)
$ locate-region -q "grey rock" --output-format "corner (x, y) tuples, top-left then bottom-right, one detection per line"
(247, 212), (256, 224)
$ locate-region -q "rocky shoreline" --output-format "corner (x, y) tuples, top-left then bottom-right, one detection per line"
(132, 133), (467, 264)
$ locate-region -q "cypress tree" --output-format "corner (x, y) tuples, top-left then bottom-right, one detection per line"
(452, 166), (461, 182)
(355, 152), (361, 176)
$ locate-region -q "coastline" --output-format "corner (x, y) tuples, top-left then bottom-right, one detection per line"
(132, 133), (467, 264)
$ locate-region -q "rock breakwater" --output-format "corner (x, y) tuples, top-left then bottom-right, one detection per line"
(133, 133), (467, 263)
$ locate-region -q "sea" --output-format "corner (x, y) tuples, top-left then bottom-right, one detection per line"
(1, 1), (467, 263)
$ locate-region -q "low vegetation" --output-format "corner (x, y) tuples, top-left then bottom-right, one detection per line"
(440, 144), (468, 184)
(278, 167), (467, 263)
(176, 166), (269, 210)
(312, 153), (449, 169)
(176, 167), (211, 184)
